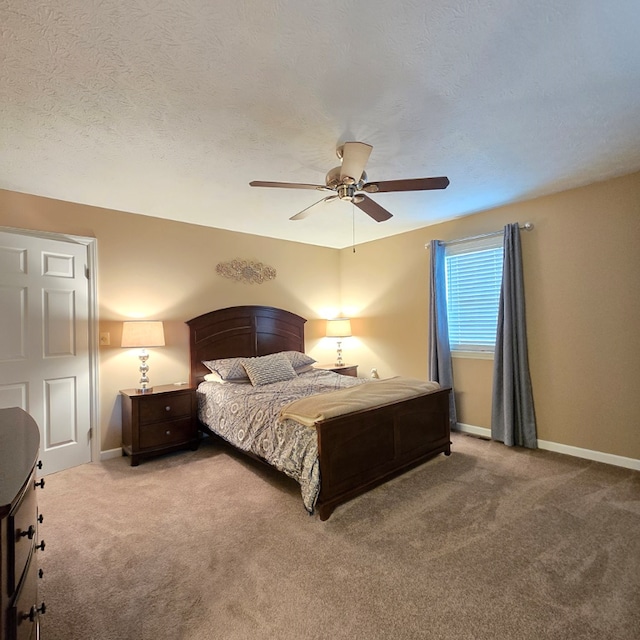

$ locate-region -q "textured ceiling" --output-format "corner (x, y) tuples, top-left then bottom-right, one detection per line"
(2, 1), (640, 249)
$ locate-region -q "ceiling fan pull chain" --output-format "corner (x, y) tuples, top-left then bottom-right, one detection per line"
(352, 203), (356, 253)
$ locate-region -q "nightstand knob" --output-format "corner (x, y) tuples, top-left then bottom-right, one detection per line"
(166, 430), (171, 435)
(36, 540), (45, 552)
(38, 513), (44, 524)
(165, 406), (171, 412)
(35, 478), (45, 489)
(21, 525), (36, 539)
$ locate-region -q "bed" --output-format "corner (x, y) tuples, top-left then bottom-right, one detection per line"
(187, 305), (451, 520)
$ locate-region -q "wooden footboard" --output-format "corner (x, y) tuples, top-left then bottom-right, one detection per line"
(315, 387), (451, 520)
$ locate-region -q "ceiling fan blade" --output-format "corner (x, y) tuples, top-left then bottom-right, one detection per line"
(289, 195), (338, 221)
(354, 195), (393, 222)
(340, 142), (373, 184)
(250, 180), (330, 191)
(362, 176), (450, 193)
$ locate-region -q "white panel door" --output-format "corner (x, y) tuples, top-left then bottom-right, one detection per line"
(0, 230), (93, 475)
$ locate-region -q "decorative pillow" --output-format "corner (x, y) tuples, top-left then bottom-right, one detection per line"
(241, 353), (298, 386)
(281, 350), (316, 371)
(202, 358), (249, 382)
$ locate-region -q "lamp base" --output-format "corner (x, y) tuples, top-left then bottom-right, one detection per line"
(135, 386), (154, 394)
(335, 340), (344, 367)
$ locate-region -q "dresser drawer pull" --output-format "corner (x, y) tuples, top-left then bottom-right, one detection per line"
(20, 525), (37, 540)
(35, 478), (45, 489)
(37, 460), (43, 470)
(39, 568), (44, 579)
(38, 513), (44, 524)
(36, 540), (46, 552)
(166, 430), (171, 435)
(23, 603), (46, 622)
(165, 406), (171, 412)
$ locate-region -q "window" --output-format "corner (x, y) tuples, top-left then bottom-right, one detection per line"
(444, 235), (504, 356)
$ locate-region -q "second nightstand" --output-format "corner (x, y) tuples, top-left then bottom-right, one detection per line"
(120, 384), (199, 466)
(314, 364), (358, 377)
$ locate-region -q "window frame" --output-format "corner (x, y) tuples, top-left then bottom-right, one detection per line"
(443, 234), (504, 359)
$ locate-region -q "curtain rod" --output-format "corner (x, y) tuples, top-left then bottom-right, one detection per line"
(424, 222), (534, 249)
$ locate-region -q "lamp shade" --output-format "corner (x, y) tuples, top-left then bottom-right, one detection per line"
(121, 321), (165, 348)
(326, 318), (352, 338)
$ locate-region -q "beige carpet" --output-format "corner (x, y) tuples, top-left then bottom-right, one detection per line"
(38, 432), (640, 640)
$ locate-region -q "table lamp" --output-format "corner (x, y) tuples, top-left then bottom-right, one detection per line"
(326, 318), (352, 367)
(121, 321), (165, 393)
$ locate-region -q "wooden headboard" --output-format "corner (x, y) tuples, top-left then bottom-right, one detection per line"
(186, 306), (307, 386)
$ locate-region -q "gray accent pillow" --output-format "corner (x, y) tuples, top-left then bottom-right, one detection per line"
(242, 353), (298, 386)
(282, 350), (316, 371)
(202, 357), (249, 381)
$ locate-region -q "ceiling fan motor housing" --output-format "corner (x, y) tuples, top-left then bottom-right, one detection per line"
(325, 166), (367, 190)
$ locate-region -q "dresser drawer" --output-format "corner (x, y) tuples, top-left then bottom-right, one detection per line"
(138, 393), (192, 424)
(10, 555), (40, 640)
(10, 477), (38, 593)
(139, 418), (194, 449)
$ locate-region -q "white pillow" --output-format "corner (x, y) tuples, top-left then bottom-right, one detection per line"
(204, 372), (225, 383)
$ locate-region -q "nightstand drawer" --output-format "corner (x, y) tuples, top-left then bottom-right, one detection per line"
(139, 418), (194, 449)
(138, 393), (192, 424)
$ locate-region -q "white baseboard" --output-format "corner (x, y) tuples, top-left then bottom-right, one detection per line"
(99, 429), (639, 471)
(100, 448), (122, 461)
(454, 423), (640, 471)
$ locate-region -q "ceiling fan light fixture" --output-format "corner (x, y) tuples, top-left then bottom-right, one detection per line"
(337, 184), (357, 201)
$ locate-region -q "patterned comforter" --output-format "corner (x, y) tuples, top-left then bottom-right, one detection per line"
(197, 369), (366, 513)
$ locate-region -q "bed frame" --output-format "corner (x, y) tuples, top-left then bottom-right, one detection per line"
(187, 305), (451, 520)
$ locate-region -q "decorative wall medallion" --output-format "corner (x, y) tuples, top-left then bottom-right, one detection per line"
(215, 259), (277, 284)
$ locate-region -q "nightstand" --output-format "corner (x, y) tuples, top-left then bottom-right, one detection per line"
(315, 364), (358, 377)
(120, 384), (199, 466)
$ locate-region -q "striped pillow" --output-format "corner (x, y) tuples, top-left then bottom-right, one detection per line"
(242, 353), (297, 386)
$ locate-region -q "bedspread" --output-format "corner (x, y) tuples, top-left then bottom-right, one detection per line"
(280, 376), (441, 426)
(197, 369), (366, 512)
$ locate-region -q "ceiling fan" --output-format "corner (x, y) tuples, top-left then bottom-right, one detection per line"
(250, 142), (449, 222)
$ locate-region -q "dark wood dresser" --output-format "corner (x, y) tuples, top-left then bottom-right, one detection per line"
(0, 408), (45, 640)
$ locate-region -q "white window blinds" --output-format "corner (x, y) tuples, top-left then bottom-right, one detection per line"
(444, 235), (504, 353)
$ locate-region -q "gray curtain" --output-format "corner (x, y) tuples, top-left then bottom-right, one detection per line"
(428, 240), (457, 428)
(491, 224), (537, 448)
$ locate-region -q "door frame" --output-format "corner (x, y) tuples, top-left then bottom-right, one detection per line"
(0, 226), (100, 466)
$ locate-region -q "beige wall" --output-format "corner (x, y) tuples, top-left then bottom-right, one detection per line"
(2, 171), (639, 461)
(340, 172), (640, 460)
(0, 190), (342, 451)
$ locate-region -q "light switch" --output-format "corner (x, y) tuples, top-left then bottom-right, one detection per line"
(100, 332), (111, 346)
